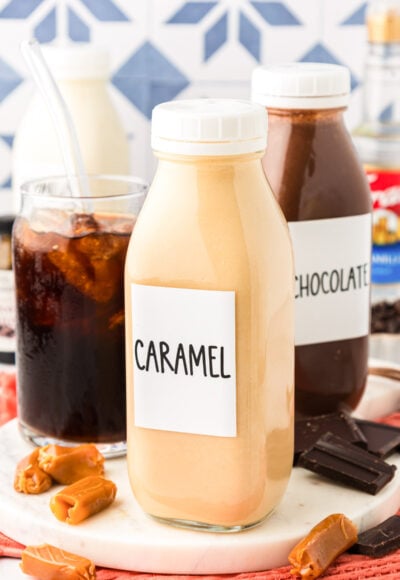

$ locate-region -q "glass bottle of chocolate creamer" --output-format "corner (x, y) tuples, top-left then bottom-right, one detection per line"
(124, 98), (294, 531)
(252, 63), (372, 417)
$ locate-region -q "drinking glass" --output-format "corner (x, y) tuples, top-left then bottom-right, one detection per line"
(12, 175), (147, 457)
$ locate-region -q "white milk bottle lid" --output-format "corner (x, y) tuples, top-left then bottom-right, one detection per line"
(251, 63), (350, 110)
(151, 98), (267, 156)
(42, 43), (110, 80)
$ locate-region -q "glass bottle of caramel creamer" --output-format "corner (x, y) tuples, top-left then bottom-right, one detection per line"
(124, 98), (294, 532)
(252, 64), (372, 417)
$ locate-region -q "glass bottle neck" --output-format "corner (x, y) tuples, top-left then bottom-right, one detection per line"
(368, 41), (400, 58)
(154, 150), (264, 169)
(267, 107), (346, 126)
(151, 151), (267, 198)
(362, 41), (400, 124)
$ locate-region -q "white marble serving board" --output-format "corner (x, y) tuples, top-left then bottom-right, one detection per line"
(354, 364), (400, 420)
(0, 364), (14, 372)
(0, 559), (25, 580)
(2, 369), (400, 578)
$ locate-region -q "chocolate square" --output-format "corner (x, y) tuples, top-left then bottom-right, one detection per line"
(350, 515), (400, 557)
(294, 412), (367, 465)
(355, 419), (400, 458)
(297, 432), (396, 495)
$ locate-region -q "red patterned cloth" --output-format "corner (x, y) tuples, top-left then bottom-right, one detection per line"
(378, 412), (400, 428)
(2, 530), (400, 579)
(0, 370), (17, 427)
(0, 532), (23, 558)
(97, 550), (400, 580)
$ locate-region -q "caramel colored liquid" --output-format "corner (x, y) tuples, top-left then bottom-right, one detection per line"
(125, 153), (294, 529)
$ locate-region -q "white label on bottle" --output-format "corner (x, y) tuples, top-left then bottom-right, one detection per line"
(0, 269), (16, 353)
(288, 214), (371, 346)
(131, 284), (237, 437)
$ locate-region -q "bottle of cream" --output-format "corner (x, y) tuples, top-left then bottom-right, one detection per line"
(12, 43), (130, 213)
(124, 98), (294, 532)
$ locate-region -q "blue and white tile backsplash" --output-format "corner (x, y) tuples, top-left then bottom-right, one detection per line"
(0, 0), (368, 211)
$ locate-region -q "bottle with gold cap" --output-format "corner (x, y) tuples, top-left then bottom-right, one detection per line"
(353, 0), (400, 353)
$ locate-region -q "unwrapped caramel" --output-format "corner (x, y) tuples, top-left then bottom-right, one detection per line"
(38, 444), (104, 484)
(14, 448), (52, 494)
(20, 543), (96, 579)
(289, 513), (358, 579)
(50, 475), (117, 525)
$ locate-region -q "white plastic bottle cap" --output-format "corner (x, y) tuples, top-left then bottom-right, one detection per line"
(251, 63), (350, 110)
(151, 98), (267, 156)
(42, 43), (109, 80)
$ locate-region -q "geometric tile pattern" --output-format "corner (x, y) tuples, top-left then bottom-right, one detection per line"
(112, 42), (189, 120)
(239, 12), (261, 62)
(34, 8), (56, 43)
(205, 13), (228, 61)
(250, 2), (301, 26)
(79, 0), (129, 22)
(0, 135), (13, 188)
(68, 8), (90, 42)
(299, 43), (359, 90)
(341, 3), (367, 26)
(0, 58), (22, 102)
(379, 103), (394, 123)
(167, 2), (217, 24)
(166, 1), (302, 63)
(0, 0), (372, 212)
(0, 0), (44, 19)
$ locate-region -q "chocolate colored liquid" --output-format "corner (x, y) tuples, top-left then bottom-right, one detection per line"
(262, 108), (371, 416)
(13, 212), (133, 443)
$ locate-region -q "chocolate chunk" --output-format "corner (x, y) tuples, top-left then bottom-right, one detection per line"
(297, 432), (396, 495)
(350, 515), (400, 557)
(294, 412), (367, 465)
(355, 419), (400, 458)
(371, 300), (400, 334)
(0, 324), (14, 337)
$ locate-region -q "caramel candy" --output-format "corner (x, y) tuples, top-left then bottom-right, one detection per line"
(288, 513), (358, 579)
(14, 448), (52, 494)
(50, 475), (117, 525)
(21, 543), (96, 580)
(38, 444), (104, 484)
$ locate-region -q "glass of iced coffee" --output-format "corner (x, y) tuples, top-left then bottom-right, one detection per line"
(12, 175), (147, 457)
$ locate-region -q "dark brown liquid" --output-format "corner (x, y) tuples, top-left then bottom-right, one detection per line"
(13, 212), (133, 442)
(262, 108), (371, 417)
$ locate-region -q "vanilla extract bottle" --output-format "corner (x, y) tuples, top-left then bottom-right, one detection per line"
(353, 0), (400, 351)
